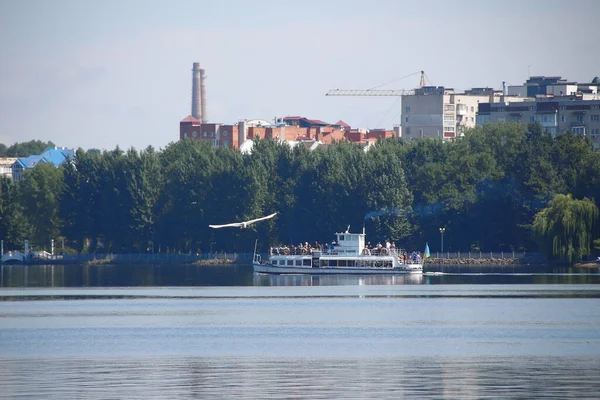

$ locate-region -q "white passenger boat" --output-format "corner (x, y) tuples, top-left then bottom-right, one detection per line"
(253, 228), (423, 275)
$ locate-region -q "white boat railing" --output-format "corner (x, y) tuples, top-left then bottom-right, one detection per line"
(268, 246), (422, 262)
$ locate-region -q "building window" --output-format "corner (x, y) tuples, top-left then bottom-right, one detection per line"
(184, 132), (188, 138)
(591, 115), (599, 121)
(573, 127), (586, 135)
(192, 131), (197, 137)
(444, 126), (455, 132)
(512, 116), (520, 121)
(529, 116), (535, 123)
(470, 106), (474, 112)
(223, 141), (229, 147)
(444, 115), (454, 121)
(591, 128), (599, 137)
(405, 127), (411, 135)
(560, 115), (565, 122)
(223, 131), (228, 136)
(405, 117), (409, 122)
(405, 106), (411, 112)
(444, 104), (454, 112)
(576, 115), (584, 123)
(203, 132), (207, 137)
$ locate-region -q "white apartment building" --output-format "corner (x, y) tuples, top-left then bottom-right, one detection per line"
(401, 86), (527, 142)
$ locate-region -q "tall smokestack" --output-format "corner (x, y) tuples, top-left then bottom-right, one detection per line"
(191, 62), (201, 120)
(200, 67), (207, 123)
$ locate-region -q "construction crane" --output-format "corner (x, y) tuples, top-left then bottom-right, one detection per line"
(326, 71), (426, 97)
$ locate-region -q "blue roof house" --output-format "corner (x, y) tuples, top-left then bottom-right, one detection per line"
(12, 146), (76, 181)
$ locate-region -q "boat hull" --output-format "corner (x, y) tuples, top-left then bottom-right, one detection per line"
(253, 262), (422, 275)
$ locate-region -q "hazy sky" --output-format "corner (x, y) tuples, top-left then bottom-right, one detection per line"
(1, 0), (598, 151)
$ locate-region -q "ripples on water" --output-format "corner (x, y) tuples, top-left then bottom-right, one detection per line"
(1, 264), (600, 399)
(1, 356), (599, 399)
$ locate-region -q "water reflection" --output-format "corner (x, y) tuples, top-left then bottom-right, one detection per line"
(253, 273), (424, 286)
(0, 264), (254, 288)
(1, 263), (600, 289)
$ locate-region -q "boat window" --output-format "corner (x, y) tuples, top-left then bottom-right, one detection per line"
(338, 260), (347, 267)
(278, 259), (285, 265)
(303, 259), (311, 266)
(287, 260), (294, 266)
(339, 235), (344, 241)
(295, 260), (302, 266)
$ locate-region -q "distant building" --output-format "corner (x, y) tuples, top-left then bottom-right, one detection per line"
(12, 146), (76, 181)
(477, 76), (600, 151)
(179, 115), (395, 150)
(507, 76), (599, 100)
(0, 157), (18, 180)
(477, 98), (600, 150)
(400, 86), (529, 142)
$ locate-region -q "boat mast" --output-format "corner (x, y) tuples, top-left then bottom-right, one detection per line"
(253, 238), (258, 262)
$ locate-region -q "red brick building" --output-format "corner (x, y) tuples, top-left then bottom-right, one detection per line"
(180, 115), (396, 149)
(179, 115), (240, 148)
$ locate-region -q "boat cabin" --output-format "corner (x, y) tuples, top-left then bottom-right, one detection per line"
(330, 231), (365, 255)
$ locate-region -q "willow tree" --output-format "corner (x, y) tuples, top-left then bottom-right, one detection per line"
(532, 194), (598, 264)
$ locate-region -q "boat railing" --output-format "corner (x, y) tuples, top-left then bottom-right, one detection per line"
(269, 247), (409, 257)
(270, 247), (313, 256)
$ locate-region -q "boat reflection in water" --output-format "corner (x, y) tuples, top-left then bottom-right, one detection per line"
(253, 273), (423, 287)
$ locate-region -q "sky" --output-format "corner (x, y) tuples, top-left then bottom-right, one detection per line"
(1, 0), (599, 151)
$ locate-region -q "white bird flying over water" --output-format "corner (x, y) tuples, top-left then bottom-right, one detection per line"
(208, 213), (277, 229)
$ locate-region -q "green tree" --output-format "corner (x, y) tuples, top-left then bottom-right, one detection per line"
(5, 140), (55, 157)
(0, 176), (33, 249)
(19, 163), (64, 250)
(532, 194), (598, 264)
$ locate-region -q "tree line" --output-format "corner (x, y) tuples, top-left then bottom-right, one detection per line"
(1, 122), (599, 265)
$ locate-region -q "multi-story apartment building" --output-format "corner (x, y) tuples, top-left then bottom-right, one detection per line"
(507, 76), (599, 100)
(400, 86), (527, 142)
(477, 99), (600, 150)
(477, 76), (600, 150)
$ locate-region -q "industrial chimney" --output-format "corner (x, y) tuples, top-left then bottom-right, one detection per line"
(191, 63), (202, 120)
(200, 67), (207, 123)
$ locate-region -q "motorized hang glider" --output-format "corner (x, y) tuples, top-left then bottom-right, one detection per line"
(208, 212), (278, 229)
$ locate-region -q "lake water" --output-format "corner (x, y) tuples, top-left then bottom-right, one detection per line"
(1, 264), (600, 399)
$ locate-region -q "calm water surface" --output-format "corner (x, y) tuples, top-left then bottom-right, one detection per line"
(1, 264), (599, 399)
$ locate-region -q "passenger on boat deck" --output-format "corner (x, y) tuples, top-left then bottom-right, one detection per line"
(385, 240), (391, 250)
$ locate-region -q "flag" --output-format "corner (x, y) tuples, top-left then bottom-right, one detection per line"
(424, 242), (430, 259)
